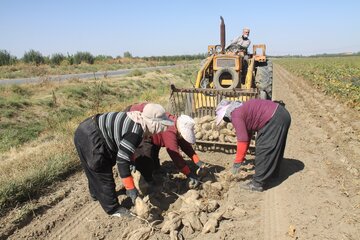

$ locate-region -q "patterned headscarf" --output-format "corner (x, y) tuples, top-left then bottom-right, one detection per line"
(127, 103), (173, 136)
(215, 99), (242, 125)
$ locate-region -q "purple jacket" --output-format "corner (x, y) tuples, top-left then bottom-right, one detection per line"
(231, 99), (278, 141)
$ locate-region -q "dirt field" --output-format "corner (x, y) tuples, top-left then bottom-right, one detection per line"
(1, 64), (359, 240)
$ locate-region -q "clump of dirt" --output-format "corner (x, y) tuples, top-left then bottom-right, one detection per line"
(122, 226), (153, 240)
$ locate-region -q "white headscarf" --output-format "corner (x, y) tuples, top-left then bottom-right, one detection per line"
(176, 115), (196, 144)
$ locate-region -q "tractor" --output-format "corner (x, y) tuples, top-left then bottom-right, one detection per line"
(195, 16), (273, 99)
(169, 16), (273, 150)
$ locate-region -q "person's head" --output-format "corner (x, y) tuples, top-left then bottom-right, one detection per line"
(215, 99), (232, 125)
(141, 103), (173, 134)
(215, 99), (243, 125)
(176, 115), (196, 144)
(242, 28), (250, 38)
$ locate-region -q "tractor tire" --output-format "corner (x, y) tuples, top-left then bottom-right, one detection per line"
(213, 68), (239, 90)
(255, 60), (273, 100)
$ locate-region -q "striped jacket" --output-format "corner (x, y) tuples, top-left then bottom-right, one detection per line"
(97, 112), (144, 178)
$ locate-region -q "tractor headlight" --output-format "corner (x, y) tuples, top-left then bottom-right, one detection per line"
(215, 45), (223, 54)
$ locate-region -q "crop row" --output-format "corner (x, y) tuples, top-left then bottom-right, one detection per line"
(276, 56), (360, 110)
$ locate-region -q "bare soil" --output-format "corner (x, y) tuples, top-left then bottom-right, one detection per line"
(1, 64), (359, 240)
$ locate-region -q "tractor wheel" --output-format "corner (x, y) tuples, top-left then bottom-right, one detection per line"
(255, 60), (273, 100)
(213, 68), (239, 90)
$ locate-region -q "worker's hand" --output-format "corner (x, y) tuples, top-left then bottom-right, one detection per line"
(129, 164), (136, 174)
(196, 167), (208, 178)
(196, 161), (209, 177)
(232, 161), (247, 174)
(126, 188), (138, 205)
(111, 207), (133, 218)
(195, 160), (203, 168)
(187, 173), (200, 189)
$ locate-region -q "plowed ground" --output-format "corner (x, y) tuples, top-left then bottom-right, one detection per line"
(1, 64), (359, 240)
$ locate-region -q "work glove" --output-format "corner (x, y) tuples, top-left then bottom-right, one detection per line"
(187, 173), (200, 189)
(111, 207), (133, 218)
(196, 161), (209, 177)
(129, 164), (136, 174)
(126, 188), (138, 205)
(232, 161), (248, 174)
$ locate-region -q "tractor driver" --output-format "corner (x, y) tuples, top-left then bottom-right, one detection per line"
(227, 27), (251, 54)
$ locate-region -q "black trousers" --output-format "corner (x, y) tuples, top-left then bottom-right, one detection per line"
(253, 105), (291, 185)
(133, 138), (160, 182)
(74, 116), (119, 214)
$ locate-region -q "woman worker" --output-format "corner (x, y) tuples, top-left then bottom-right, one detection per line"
(215, 99), (291, 191)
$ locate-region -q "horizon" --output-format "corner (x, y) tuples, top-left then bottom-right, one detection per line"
(2, 50), (360, 60)
(1, 0), (360, 58)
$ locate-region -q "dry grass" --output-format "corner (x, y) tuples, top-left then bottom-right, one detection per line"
(0, 63), (199, 213)
(0, 59), (198, 79)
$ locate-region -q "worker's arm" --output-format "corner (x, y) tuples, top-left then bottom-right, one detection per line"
(230, 36), (241, 45)
(177, 137), (200, 164)
(178, 137), (207, 173)
(163, 131), (190, 175)
(234, 141), (249, 163)
(116, 132), (143, 190)
(230, 113), (250, 173)
(231, 141), (250, 174)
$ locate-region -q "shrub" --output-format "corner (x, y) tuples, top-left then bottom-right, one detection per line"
(67, 53), (74, 65)
(50, 53), (65, 65)
(73, 52), (94, 64)
(0, 50), (17, 66)
(60, 59), (71, 66)
(95, 55), (113, 62)
(23, 49), (45, 65)
(123, 51), (133, 58)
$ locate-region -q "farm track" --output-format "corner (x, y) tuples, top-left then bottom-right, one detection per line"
(1, 63), (359, 240)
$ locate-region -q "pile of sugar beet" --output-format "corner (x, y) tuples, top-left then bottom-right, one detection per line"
(194, 116), (237, 143)
(121, 162), (254, 240)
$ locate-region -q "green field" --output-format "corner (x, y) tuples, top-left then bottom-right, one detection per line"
(275, 56), (360, 110)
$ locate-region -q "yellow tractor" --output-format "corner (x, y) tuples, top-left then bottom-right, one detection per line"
(169, 16), (272, 150)
(195, 16), (272, 101)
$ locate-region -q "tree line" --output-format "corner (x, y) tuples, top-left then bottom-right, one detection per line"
(0, 49), (207, 66)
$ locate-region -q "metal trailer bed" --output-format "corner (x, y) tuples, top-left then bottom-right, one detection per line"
(169, 84), (259, 153)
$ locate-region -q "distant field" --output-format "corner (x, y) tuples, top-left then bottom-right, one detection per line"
(0, 58), (196, 79)
(275, 56), (360, 110)
(0, 63), (198, 214)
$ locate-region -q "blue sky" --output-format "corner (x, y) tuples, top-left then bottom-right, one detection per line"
(1, 0), (359, 57)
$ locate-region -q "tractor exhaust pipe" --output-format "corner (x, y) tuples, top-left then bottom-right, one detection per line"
(220, 16), (225, 53)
